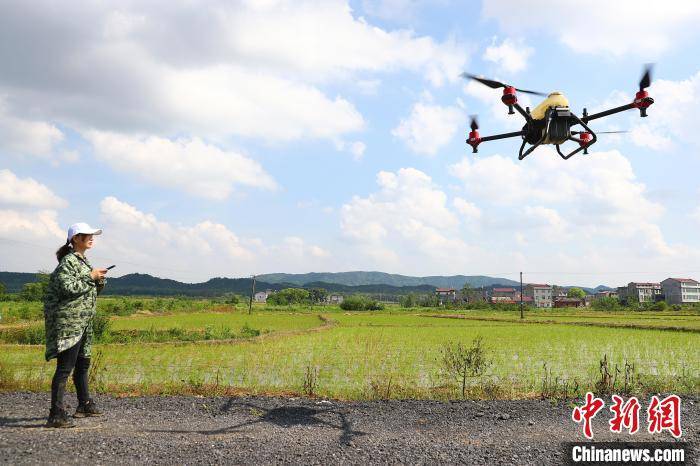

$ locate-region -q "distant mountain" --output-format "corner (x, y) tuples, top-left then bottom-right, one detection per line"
(0, 271), (615, 297)
(0, 272), (447, 297)
(257, 271), (521, 289)
(0, 272), (43, 293)
(593, 285), (614, 292)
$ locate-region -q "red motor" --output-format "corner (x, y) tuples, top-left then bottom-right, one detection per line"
(467, 129), (480, 153)
(578, 131), (592, 154)
(467, 115), (480, 153)
(578, 132), (592, 146)
(501, 87), (517, 114)
(633, 89), (654, 117)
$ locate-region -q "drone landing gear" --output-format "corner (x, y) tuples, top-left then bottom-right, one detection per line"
(557, 115), (597, 160)
(518, 136), (543, 160)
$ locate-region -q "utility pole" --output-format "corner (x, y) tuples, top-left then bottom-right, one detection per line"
(248, 275), (256, 315)
(520, 271), (524, 319)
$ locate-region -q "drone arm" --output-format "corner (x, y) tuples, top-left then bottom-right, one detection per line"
(513, 103), (533, 123)
(480, 130), (525, 142)
(582, 93), (654, 123)
(467, 130), (524, 153)
(581, 103), (636, 123)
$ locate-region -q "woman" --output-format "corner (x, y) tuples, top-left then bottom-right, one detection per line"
(44, 222), (108, 428)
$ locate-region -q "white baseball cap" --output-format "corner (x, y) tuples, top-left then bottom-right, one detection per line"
(67, 223), (102, 243)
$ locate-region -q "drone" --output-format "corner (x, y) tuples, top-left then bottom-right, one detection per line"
(462, 66), (654, 160)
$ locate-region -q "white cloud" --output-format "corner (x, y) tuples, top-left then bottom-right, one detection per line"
(0, 209), (64, 240)
(0, 209), (66, 272)
(340, 168), (472, 269)
(392, 98), (464, 155)
(0, 1), (468, 145)
(335, 139), (367, 160)
(356, 79), (382, 95)
(97, 197), (331, 281)
(0, 170), (68, 209)
(0, 170), (67, 271)
(277, 236), (330, 259)
(449, 149), (672, 255)
(86, 131), (277, 200)
(0, 98), (63, 158)
(361, 0), (425, 23)
(453, 197), (481, 220)
(349, 141), (367, 159)
(693, 207), (700, 223)
(482, 0), (700, 57)
(482, 37), (533, 74)
(163, 66), (365, 141)
(625, 71), (700, 150)
(522, 205), (567, 239)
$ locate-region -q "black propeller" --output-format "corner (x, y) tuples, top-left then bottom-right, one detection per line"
(470, 115), (479, 131)
(461, 72), (547, 96)
(639, 64), (653, 91)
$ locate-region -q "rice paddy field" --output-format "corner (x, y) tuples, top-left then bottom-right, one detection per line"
(1, 301), (698, 400)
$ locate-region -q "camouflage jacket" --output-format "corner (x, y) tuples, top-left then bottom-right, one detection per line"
(43, 252), (105, 361)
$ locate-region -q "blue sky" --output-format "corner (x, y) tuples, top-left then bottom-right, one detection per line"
(1, 0), (700, 287)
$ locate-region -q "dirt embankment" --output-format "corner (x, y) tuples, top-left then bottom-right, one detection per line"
(1, 392), (697, 465)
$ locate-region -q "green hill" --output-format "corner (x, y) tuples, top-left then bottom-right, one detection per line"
(257, 271), (520, 288)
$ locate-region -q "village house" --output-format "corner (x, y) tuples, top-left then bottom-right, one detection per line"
(618, 282), (662, 304)
(524, 284), (553, 308)
(661, 278), (700, 304)
(325, 294), (344, 305)
(491, 287), (518, 300)
(254, 289), (273, 303)
(554, 297), (584, 308)
(435, 288), (456, 304)
(595, 290), (618, 299)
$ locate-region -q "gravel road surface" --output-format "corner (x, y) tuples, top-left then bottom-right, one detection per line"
(1, 392), (696, 464)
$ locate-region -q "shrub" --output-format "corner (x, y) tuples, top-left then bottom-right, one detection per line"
(92, 312), (111, 342)
(340, 295), (384, 311)
(592, 296), (621, 311)
(648, 301), (668, 312)
(441, 336), (492, 398)
(399, 293), (438, 308)
(399, 294), (417, 308)
(567, 287), (586, 299)
(0, 325), (45, 344)
(19, 274), (50, 302)
(267, 288), (310, 305)
(240, 323), (261, 338)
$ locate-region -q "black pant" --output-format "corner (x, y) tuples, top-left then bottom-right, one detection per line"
(50, 332), (90, 412)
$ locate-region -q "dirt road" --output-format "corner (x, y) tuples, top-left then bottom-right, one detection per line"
(1, 392), (696, 464)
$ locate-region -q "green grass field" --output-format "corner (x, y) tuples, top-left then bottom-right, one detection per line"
(1, 303), (698, 399)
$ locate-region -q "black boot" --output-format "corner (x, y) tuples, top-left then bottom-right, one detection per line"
(74, 398), (102, 418)
(46, 407), (76, 428)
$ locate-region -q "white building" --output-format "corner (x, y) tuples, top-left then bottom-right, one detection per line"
(254, 290), (273, 303)
(326, 294), (344, 304)
(623, 282), (662, 303)
(524, 284), (553, 308)
(661, 278), (700, 304)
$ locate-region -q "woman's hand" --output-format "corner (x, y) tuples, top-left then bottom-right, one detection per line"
(90, 268), (108, 281)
